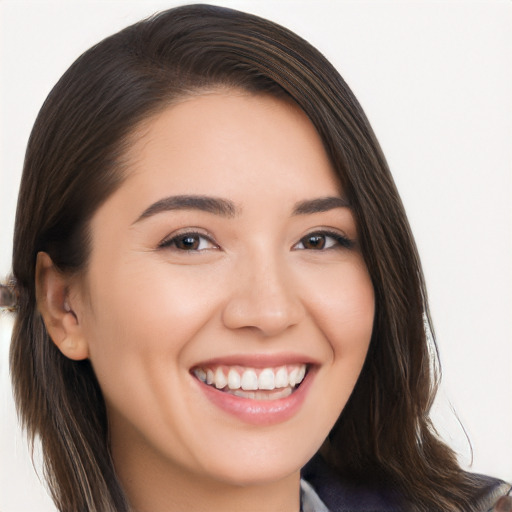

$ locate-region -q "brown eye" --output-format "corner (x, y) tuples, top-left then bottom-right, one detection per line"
(159, 232), (218, 251)
(175, 235), (201, 250)
(302, 234), (326, 250)
(293, 231), (354, 251)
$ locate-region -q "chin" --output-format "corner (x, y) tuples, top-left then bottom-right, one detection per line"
(194, 434), (319, 487)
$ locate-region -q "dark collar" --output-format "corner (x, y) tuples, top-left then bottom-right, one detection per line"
(301, 454), (401, 511)
(301, 453), (511, 512)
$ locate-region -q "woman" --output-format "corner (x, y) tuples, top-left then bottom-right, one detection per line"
(1, 4), (510, 512)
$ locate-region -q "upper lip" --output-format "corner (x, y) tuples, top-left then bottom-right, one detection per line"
(191, 352), (320, 369)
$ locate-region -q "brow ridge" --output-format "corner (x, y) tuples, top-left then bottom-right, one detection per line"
(134, 194), (350, 224)
(292, 196), (351, 215)
(133, 195), (238, 223)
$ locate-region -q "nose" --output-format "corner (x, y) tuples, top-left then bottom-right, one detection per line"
(221, 253), (305, 337)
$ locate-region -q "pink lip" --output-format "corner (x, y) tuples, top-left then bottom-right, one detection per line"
(192, 352), (320, 369)
(192, 365), (316, 426)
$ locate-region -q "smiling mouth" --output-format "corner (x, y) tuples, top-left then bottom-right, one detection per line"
(192, 364), (308, 401)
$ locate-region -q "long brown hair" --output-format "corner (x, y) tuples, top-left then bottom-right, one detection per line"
(9, 4), (479, 511)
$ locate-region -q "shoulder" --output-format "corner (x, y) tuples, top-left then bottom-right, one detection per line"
(465, 473), (511, 511)
(301, 454), (511, 512)
(301, 454), (401, 511)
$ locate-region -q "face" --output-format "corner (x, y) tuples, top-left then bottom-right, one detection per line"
(72, 91), (374, 488)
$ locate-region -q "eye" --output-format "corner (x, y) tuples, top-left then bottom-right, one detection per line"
(293, 230), (354, 251)
(159, 231), (218, 251)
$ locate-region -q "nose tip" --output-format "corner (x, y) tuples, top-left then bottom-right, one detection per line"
(221, 265), (304, 337)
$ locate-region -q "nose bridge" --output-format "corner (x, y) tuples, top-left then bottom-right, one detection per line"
(221, 244), (304, 336)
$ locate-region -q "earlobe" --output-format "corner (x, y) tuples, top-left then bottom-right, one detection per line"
(35, 252), (89, 361)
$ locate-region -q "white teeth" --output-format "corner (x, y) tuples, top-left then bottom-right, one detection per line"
(240, 369), (258, 390)
(288, 367), (299, 387)
(193, 364), (308, 392)
(230, 387), (293, 400)
(194, 368), (206, 382)
(227, 368), (241, 390)
(297, 365), (306, 383)
(274, 367), (288, 388)
(233, 389), (255, 399)
(214, 367), (227, 389)
(258, 368), (275, 390)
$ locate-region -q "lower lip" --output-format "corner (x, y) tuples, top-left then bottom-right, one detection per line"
(193, 369), (315, 426)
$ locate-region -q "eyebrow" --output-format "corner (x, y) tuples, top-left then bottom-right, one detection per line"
(133, 195), (239, 224)
(292, 196), (351, 215)
(133, 194), (351, 224)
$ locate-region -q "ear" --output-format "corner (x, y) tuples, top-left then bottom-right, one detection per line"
(35, 252), (89, 360)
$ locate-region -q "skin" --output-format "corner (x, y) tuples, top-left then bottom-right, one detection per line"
(38, 91), (375, 512)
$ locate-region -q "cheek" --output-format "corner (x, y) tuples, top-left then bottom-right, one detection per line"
(303, 261), (374, 431)
(302, 259), (375, 355)
(79, 265), (219, 444)
(80, 262), (227, 406)
(85, 263), (217, 346)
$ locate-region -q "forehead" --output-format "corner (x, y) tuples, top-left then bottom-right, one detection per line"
(119, 90), (341, 202)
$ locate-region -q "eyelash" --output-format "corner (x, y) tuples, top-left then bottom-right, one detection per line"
(158, 229), (354, 252)
(293, 230), (354, 251)
(158, 231), (218, 252)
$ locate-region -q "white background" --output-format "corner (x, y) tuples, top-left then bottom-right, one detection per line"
(1, 1), (511, 510)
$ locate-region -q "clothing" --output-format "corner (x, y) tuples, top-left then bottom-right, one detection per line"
(301, 454), (511, 512)
(301, 479), (330, 512)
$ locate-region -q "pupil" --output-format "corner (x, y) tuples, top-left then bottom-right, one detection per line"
(179, 236), (199, 250)
(306, 235), (325, 249)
